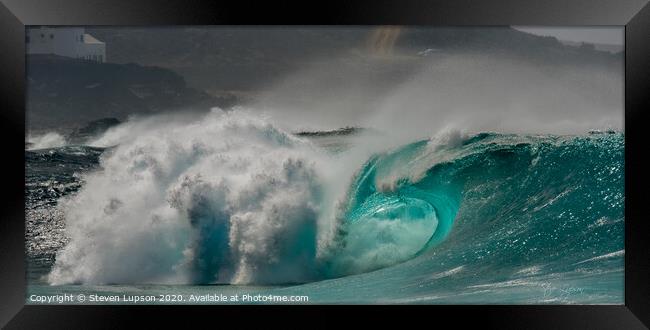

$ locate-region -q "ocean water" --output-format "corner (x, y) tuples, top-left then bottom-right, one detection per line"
(26, 111), (624, 304)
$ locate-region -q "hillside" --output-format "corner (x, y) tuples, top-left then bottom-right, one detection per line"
(26, 55), (234, 131)
(86, 27), (622, 94)
(27, 27), (623, 132)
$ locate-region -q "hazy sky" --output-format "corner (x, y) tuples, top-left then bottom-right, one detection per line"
(513, 26), (624, 45)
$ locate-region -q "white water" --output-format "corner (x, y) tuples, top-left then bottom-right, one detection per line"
(49, 110), (339, 285)
(27, 132), (67, 150)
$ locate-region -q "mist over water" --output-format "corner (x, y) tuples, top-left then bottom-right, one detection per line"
(253, 53), (622, 141)
(27, 47), (623, 149)
(27, 132), (67, 150)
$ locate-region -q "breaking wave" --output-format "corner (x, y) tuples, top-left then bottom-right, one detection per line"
(47, 110), (624, 294)
(27, 132), (67, 150)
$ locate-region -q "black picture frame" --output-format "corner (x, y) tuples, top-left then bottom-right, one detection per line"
(1, 0), (648, 328)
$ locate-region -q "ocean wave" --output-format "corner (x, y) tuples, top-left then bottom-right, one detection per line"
(45, 111), (624, 298)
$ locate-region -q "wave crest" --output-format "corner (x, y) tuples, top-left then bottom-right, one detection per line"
(49, 110), (325, 285)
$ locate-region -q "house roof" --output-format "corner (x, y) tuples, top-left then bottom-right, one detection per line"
(83, 34), (104, 45)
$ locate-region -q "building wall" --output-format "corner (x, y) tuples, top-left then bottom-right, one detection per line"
(27, 27), (106, 62)
(77, 38), (106, 62)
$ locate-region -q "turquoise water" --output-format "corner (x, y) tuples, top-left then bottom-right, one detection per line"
(27, 131), (624, 304)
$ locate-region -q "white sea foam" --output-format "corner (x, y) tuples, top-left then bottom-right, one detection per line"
(49, 109), (333, 285)
(27, 132), (67, 150)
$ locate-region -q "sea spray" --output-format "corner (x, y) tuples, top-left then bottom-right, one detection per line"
(49, 110), (328, 285)
(27, 132), (67, 150)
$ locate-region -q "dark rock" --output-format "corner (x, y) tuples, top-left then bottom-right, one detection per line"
(26, 55), (229, 131)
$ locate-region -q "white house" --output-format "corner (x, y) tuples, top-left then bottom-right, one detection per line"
(26, 27), (106, 63)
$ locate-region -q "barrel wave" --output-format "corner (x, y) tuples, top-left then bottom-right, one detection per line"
(313, 130), (624, 303)
(29, 111), (624, 303)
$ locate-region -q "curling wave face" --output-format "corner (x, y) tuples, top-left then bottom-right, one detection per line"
(42, 111), (624, 300)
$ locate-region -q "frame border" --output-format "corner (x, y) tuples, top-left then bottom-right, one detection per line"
(1, 0), (648, 328)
